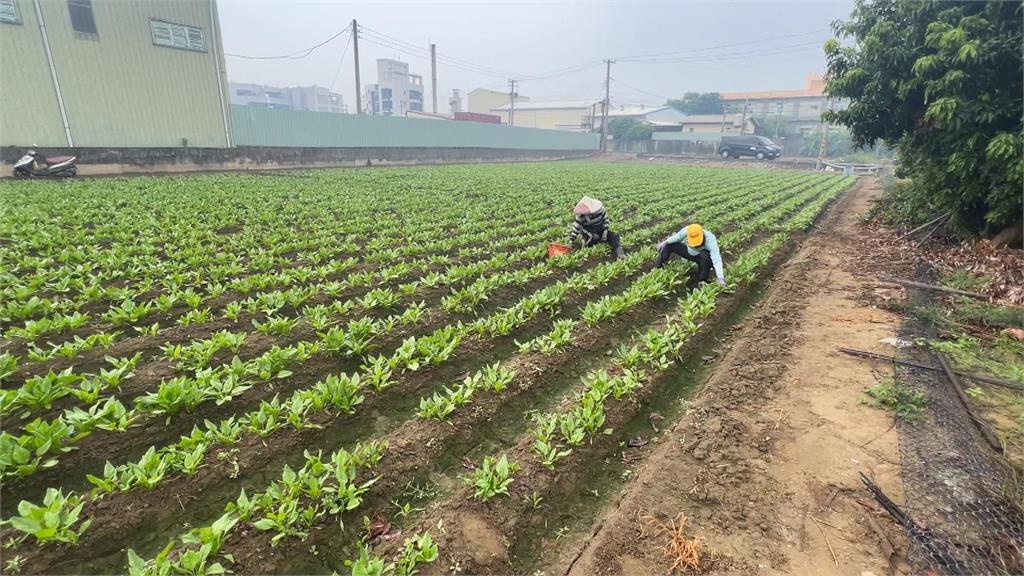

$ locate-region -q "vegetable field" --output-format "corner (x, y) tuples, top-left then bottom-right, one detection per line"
(0, 162), (854, 575)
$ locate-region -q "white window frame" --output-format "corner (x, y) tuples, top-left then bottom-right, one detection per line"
(150, 18), (205, 52)
(0, 0), (21, 24)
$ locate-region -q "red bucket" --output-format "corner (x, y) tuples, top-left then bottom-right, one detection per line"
(547, 243), (572, 258)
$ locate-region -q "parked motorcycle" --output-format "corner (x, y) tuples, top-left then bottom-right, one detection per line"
(13, 149), (78, 178)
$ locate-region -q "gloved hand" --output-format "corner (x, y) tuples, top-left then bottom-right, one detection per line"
(717, 277), (727, 287)
(657, 240), (667, 251)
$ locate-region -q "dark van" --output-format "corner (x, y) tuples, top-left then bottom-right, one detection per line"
(717, 135), (782, 160)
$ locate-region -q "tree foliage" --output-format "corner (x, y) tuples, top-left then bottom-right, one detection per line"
(799, 128), (854, 158)
(823, 0), (1022, 234)
(755, 116), (792, 140)
(666, 92), (723, 115)
(607, 118), (652, 141)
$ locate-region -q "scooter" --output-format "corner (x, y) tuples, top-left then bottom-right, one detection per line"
(13, 149), (78, 178)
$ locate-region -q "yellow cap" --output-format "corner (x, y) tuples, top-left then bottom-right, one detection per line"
(686, 224), (704, 247)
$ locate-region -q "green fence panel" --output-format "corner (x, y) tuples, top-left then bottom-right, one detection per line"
(230, 106), (599, 150)
(653, 132), (724, 142)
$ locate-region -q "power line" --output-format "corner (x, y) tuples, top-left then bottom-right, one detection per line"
(517, 61), (605, 82)
(610, 77), (671, 102)
(614, 28), (830, 61)
(359, 25), (516, 78)
(621, 41), (827, 64)
(358, 33), (510, 79)
(225, 25), (350, 60)
(329, 30), (354, 94)
(359, 34), (506, 79)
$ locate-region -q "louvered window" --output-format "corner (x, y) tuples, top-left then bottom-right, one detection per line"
(151, 19), (205, 52)
(0, 0), (20, 24)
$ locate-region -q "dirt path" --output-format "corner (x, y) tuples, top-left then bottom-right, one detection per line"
(561, 176), (911, 575)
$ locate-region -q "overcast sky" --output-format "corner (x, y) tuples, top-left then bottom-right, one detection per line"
(219, 0), (854, 111)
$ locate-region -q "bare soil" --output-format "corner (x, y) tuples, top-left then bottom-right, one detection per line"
(561, 177), (913, 575)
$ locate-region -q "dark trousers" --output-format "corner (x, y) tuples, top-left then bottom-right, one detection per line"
(583, 230), (621, 251)
(657, 242), (713, 282)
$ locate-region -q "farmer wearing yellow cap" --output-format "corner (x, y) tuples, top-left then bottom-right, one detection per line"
(568, 196), (625, 260)
(656, 224), (725, 286)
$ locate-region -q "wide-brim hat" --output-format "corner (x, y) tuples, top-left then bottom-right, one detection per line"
(574, 196), (604, 215)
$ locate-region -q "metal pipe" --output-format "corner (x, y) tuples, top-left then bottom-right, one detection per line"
(210, 0), (232, 147)
(33, 0), (73, 146)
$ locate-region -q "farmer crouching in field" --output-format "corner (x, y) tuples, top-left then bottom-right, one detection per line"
(569, 196), (626, 260)
(656, 223), (726, 286)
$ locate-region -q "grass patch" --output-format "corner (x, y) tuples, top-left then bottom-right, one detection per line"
(942, 269), (990, 292)
(930, 334), (1024, 383)
(952, 298), (1024, 329)
(864, 376), (928, 420)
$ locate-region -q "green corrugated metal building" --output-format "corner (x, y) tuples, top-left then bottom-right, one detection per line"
(0, 0), (232, 148)
(0, 0), (597, 152)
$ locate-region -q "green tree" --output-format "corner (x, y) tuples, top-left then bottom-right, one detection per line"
(755, 116), (791, 141)
(823, 0), (1022, 235)
(607, 118), (652, 141)
(667, 92), (723, 115)
(799, 128), (854, 158)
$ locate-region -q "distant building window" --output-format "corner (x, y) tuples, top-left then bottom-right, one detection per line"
(410, 91), (422, 101)
(265, 91), (283, 99)
(0, 0), (20, 24)
(68, 0), (97, 35)
(236, 89), (256, 96)
(150, 19), (205, 51)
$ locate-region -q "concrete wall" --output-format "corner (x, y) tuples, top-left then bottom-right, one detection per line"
(0, 145), (596, 176)
(1, 0), (230, 148)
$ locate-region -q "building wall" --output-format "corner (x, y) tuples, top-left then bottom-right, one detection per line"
(1, 0), (230, 148)
(230, 82), (292, 109)
(735, 96), (832, 131)
(679, 118), (757, 134)
(493, 108), (591, 131)
(1, 0), (69, 146)
(230, 83), (344, 113)
(365, 59), (423, 116)
(468, 88), (527, 115)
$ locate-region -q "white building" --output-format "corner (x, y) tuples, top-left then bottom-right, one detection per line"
(364, 59), (424, 116)
(230, 83), (345, 113)
(449, 89), (463, 114)
(598, 105), (688, 131)
(489, 100), (601, 131)
(468, 87), (529, 115)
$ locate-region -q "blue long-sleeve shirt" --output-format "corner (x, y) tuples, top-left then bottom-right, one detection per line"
(666, 225), (725, 282)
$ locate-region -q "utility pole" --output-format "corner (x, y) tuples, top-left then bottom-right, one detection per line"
(816, 99), (834, 170)
(774, 101), (783, 139)
(352, 19), (361, 114)
(720, 104), (727, 133)
(739, 97), (749, 135)
(430, 43), (437, 114)
(600, 59), (613, 152)
(508, 79), (517, 126)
